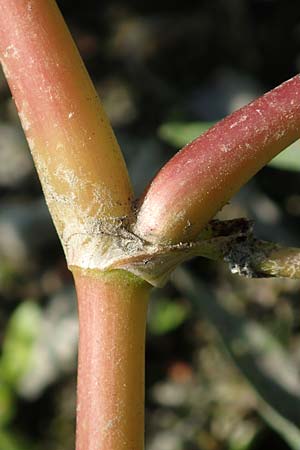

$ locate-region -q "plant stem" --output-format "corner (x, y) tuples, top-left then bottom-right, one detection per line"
(0, 0), (133, 270)
(73, 269), (151, 450)
(135, 75), (300, 244)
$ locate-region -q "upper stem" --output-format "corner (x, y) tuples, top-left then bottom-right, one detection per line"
(74, 269), (151, 450)
(0, 0), (133, 268)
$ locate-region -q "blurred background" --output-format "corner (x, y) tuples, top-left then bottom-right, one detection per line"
(1, 0), (300, 449)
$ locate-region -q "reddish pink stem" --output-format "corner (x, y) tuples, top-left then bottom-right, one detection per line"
(74, 271), (150, 450)
(135, 75), (300, 244)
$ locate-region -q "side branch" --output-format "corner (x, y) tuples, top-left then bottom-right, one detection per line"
(90, 218), (300, 286)
(134, 75), (300, 244)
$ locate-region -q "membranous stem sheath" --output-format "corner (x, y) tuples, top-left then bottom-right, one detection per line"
(74, 269), (150, 450)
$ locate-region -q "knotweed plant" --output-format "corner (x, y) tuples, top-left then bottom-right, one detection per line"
(1, 1), (300, 449)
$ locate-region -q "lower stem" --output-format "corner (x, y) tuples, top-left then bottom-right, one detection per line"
(73, 269), (151, 450)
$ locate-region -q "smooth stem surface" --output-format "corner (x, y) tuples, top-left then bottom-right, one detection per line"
(135, 75), (300, 244)
(74, 270), (151, 450)
(0, 0), (133, 269)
